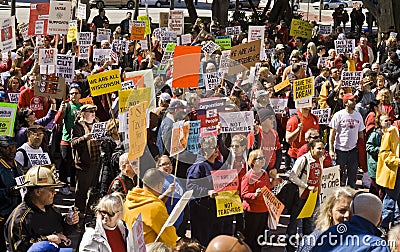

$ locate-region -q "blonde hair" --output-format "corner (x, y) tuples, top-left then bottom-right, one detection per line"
(96, 192), (125, 217)
(377, 88), (392, 104)
(388, 225), (400, 252)
(307, 42), (316, 56)
(247, 149), (263, 168)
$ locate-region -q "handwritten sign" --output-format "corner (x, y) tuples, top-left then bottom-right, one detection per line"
(112, 40), (128, 53)
(334, 39), (355, 54)
(47, 1), (71, 34)
(87, 69), (122, 97)
(319, 25), (332, 35)
(215, 36), (231, 50)
(181, 34), (191, 45)
(293, 77), (314, 100)
(215, 190), (243, 217)
(320, 166), (340, 204)
(311, 108), (331, 125)
(0, 17), (16, 52)
(119, 88), (151, 113)
(341, 71), (363, 87)
(248, 26), (265, 42)
(219, 50), (231, 73)
(229, 40), (261, 74)
(203, 72), (223, 91)
(168, 10), (184, 35)
(67, 20), (78, 43)
(7, 93), (20, 104)
(91, 122), (108, 140)
(96, 28), (111, 42)
(28, 152), (51, 166)
(39, 48), (55, 65)
(132, 213), (146, 252)
(225, 26), (241, 35)
(289, 19), (313, 39)
(93, 48), (111, 62)
(78, 32), (93, 46)
(211, 169), (238, 192)
(270, 98), (288, 114)
(76, 2), (87, 20)
(130, 20), (146, 40)
(159, 12), (169, 27)
(0, 102), (17, 136)
(186, 120), (200, 154)
(261, 186), (285, 226)
(128, 101), (147, 160)
(170, 120), (190, 157)
(202, 41), (220, 55)
(219, 111), (254, 133)
(161, 31), (177, 50)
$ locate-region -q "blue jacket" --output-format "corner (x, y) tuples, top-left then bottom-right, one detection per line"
(0, 159), (23, 219)
(312, 216), (390, 252)
(163, 174), (185, 227)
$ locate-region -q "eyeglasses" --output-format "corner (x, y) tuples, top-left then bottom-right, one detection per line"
(159, 161), (172, 167)
(69, 92), (79, 95)
(99, 210), (118, 217)
(204, 146), (218, 150)
(231, 144), (245, 148)
(255, 156), (266, 160)
(309, 135), (320, 139)
(85, 110), (96, 113)
(30, 132), (44, 137)
(26, 111), (34, 117)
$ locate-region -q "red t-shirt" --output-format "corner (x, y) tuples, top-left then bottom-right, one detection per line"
(297, 144), (332, 168)
(247, 126), (281, 169)
(300, 160), (322, 199)
(241, 169), (271, 213)
(231, 156), (247, 193)
(105, 227), (127, 252)
(361, 46), (369, 64)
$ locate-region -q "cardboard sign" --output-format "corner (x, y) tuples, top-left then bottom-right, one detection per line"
(215, 36), (231, 50)
(201, 41), (220, 55)
(248, 26), (265, 42)
(28, 152), (51, 166)
(229, 40), (261, 74)
(93, 49), (111, 62)
(186, 120), (200, 154)
(78, 32), (93, 46)
(219, 111), (254, 133)
(67, 20), (78, 43)
(289, 19), (313, 39)
(172, 46), (201, 88)
(293, 77), (314, 101)
(168, 10), (184, 35)
(181, 34), (192, 45)
(77, 45), (90, 61)
(334, 39), (355, 54)
(295, 96), (313, 109)
(261, 186), (285, 226)
(311, 108), (331, 125)
(56, 54), (75, 82)
(211, 169), (239, 192)
(47, 1), (72, 34)
(320, 166), (340, 204)
(132, 214), (146, 252)
(225, 26), (241, 35)
(91, 121), (108, 140)
(128, 101), (147, 160)
(215, 190), (244, 217)
(219, 50), (231, 73)
(76, 2), (87, 20)
(341, 71), (363, 87)
(39, 48), (56, 66)
(137, 15), (151, 35)
(119, 88), (151, 113)
(318, 25), (332, 35)
(34, 74), (66, 99)
(0, 17), (16, 52)
(0, 102), (17, 136)
(79, 97), (94, 105)
(198, 97), (226, 128)
(28, 3), (50, 36)
(159, 12), (169, 27)
(270, 98), (288, 114)
(130, 20), (146, 40)
(87, 69), (122, 97)
(96, 28), (111, 42)
(170, 120), (190, 157)
(203, 72), (223, 91)
(8, 93), (20, 104)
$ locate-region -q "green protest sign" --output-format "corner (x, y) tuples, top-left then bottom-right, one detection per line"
(0, 102), (17, 136)
(215, 36), (232, 49)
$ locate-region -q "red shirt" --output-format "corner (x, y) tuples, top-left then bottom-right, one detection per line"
(241, 169), (271, 213)
(105, 227), (127, 252)
(17, 87), (50, 119)
(297, 144), (332, 168)
(231, 156), (247, 194)
(300, 160), (322, 199)
(247, 126), (281, 169)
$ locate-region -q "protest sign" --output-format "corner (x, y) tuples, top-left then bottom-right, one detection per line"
(297, 190), (318, 219)
(121, 80), (135, 90)
(186, 120), (200, 154)
(157, 43), (175, 74)
(139, 40), (148, 50)
(34, 74), (66, 99)
(87, 69), (122, 97)
(159, 12), (169, 27)
(198, 97), (226, 128)
(153, 27), (168, 41)
(47, 1), (71, 34)
(119, 88), (151, 113)
(19, 23), (30, 41)
(289, 19), (313, 39)
(15, 175), (27, 199)
(319, 25), (332, 35)
(215, 36), (231, 50)
(334, 39), (355, 54)
(211, 169), (239, 192)
(202, 41), (220, 55)
(168, 10), (184, 35)
(161, 31), (177, 50)
(79, 97), (94, 105)
(225, 26), (241, 35)
(56, 54), (75, 82)
(96, 28), (111, 42)
(341, 71), (363, 87)
(112, 40), (128, 54)
(295, 97), (313, 109)
(219, 50), (231, 73)
(8, 93), (20, 104)
(0, 102), (17, 136)
(128, 101), (148, 160)
(93, 49), (111, 63)
(270, 98), (288, 114)
(132, 214), (146, 252)
(76, 2), (87, 20)
(390, 32), (398, 38)
(219, 111), (254, 133)
(172, 46), (201, 88)
(125, 69), (156, 108)
(91, 122), (108, 140)
(215, 190), (244, 217)
(170, 120), (190, 157)
(293, 77), (314, 100)
(261, 186), (285, 226)
(229, 40), (261, 74)
(77, 45), (90, 61)
(137, 16), (151, 35)
(130, 20), (146, 40)
(203, 72), (223, 91)
(78, 32), (93, 46)
(39, 48), (56, 66)
(181, 34), (191, 45)
(320, 166), (340, 204)
(27, 153), (51, 166)
(248, 26), (265, 42)
(67, 20), (78, 43)
(0, 17), (16, 52)
(28, 3), (50, 36)
(311, 108), (331, 125)
(317, 56), (328, 69)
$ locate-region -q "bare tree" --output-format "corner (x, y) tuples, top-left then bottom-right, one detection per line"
(362, 0), (400, 32)
(185, 0), (198, 24)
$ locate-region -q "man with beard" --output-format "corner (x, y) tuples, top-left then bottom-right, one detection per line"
(329, 93), (365, 188)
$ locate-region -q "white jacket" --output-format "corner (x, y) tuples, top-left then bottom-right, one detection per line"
(79, 219), (134, 252)
(355, 45), (375, 65)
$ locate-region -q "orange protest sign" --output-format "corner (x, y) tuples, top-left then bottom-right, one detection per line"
(169, 121), (190, 157)
(79, 97), (94, 105)
(130, 21), (146, 40)
(125, 75), (144, 88)
(261, 186), (285, 225)
(274, 79), (291, 92)
(172, 46), (201, 88)
(128, 101), (148, 160)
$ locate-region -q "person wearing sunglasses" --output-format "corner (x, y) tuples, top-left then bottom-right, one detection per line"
(297, 128), (332, 168)
(80, 192), (134, 252)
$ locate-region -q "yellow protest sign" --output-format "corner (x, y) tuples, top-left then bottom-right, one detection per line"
(128, 101), (148, 160)
(87, 69), (122, 97)
(293, 76), (314, 101)
(118, 88), (151, 113)
(138, 16), (151, 35)
(297, 190), (318, 219)
(67, 21), (78, 43)
(274, 79), (291, 92)
(215, 190), (244, 217)
(289, 19), (313, 39)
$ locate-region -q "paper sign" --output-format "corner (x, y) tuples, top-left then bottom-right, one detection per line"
(87, 69), (122, 97)
(161, 31), (177, 50)
(56, 54), (75, 82)
(319, 25), (332, 35)
(295, 96), (313, 109)
(203, 72), (223, 91)
(67, 20), (78, 43)
(320, 166), (340, 204)
(78, 32), (93, 46)
(112, 40), (128, 53)
(219, 111), (254, 133)
(334, 39), (355, 54)
(0, 17), (16, 52)
(34, 74), (66, 99)
(130, 20), (146, 40)
(79, 97), (94, 105)
(39, 48), (56, 66)
(341, 71), (363, 87)
(390, 32), (398, 38)
(229, 40), (261, 74)
(181, 34), (191, 45)
(159, 12), (169, 27)
(261, 186), (285, 226)
(225, 26), (241, 35)
(0, 102), (17, 136)
(48, 1), (72, 34)
(8, 93), (20, 104)
(311, 108), (331, 125)
(128, 101), (147, 160)
(248, 26), (265, 42)
(76, 2), (87, 20)
(96, 28), (111, 42)
(186, 120), (200, 154)
(132, 214), (146, 252)
(153, 27), (168, 40)
(168, 10), (184, 35)
(293, 77), (314, 100)
(201, 41), (220, 55)
(19, 23), (31, 41)
(297, 190), (318, 219)
(91, 122), (108, 140)
(215, 190), (244, 217)
(198, 97), (226, 128)
(211, 169), (239, 192)
(93, 49), (111, 62)
(215, 36), (231, 49)
(289, 19), (313, 39)
(270, 98), (288, 114)
(78, 45), (90, 61)
(28, 3), (50, 36)
(219, 50), (231, 73)
(119, 88), (151, 113)
(15, 175), (27, 199)
(28, 152), (51, 166)
(121, 80), (135, 90)
(170, 120), (190, 157)
(137, 16), (151, 35)
(172, 46), (201, 88)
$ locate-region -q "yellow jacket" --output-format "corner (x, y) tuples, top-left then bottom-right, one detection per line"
(376, 126), (400, 189)
(123, 187), (178, 247)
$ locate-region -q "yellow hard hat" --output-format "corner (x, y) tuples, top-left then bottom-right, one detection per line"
(23, 164), (65, 188)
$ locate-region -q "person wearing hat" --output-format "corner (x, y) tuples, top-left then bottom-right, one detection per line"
(71, 104), (101, 214)
(329, 93), (365, 188)
(4, 165), (79, 252)
(0, 136), (23, 251)
(120, 40), (136, 70)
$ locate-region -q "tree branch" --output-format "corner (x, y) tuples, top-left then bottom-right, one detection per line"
(362, 0), (378, 20)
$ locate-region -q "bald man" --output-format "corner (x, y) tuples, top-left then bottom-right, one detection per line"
(312, 193), (390, 252)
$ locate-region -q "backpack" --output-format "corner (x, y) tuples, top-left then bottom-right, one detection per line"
(107, 177), (128, 195)
(16, 148), (29, 170)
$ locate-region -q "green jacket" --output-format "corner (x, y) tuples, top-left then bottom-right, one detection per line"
(366, 129), (382, 179)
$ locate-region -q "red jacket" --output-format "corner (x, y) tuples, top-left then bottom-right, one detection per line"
(241, 169), (271, 213)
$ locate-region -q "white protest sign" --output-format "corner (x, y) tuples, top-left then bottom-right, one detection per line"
(269, 98), (288, 114)
(0, 17), (16, 52)
(19, 23), (31, 42)
(320, 166), (340, 204)
(15, 175), (27, 199)
(202, 41), (220, 55)
(203, 72), (224, 91)
(78, 45), (90, 61)
(96, 28), (111, 42)
(28, 152), (51, 166)
(219, 50), (231, 73)
(226, 26), (241, 35)
(56, 54), (75, 82)
(112, 40), (128, 53)
(219, 111), (254, 133)
(318, 25), (332, 35)
(248, 26), (265, 42)
(181, 34), (191, 45)
(390, 32), (398, 38)
(48, 1), (72, 35)
(93, 49), (111, 62)
(8, 93), (20, 104)
(317, 56), (328, 68)
(341, 71), (363, 87)
(139, 40), (148, 50)
(39, 48), (56, 65)
(161, 31), (177, 50)
(76, 2), (87, 20)
(295, 96), (312, 109)
(78, 32), (93, 46)
(168, 10), (184, 35)
(334, 39), (355, 54)
(311, 108), (331, 125)
(91, 122), (108, 140)
(122, 80), (135, 90)
(153, 27), (168, 41)
(132, 213), (146, 252)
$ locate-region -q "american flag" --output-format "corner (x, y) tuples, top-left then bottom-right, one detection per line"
(109, 48), (118, 63)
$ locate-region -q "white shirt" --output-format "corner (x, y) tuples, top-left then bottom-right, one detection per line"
(15, 143), (44, 169)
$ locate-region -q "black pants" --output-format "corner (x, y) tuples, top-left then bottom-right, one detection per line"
(243, 211), (267, 252)
(75, 163), (99, 213)
(286, 197), (308, 252)
(60, 144), (76, 186)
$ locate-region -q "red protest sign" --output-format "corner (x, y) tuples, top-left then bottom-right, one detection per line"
(211, 169), (239, 192)
(28, 3), (50, 36)
(172, 46), (201, 88)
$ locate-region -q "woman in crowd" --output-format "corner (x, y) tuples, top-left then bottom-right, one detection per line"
(297, 187), (356, 251)
(6, 76), (21, 94)
(365, 99), (382, 138)
(80, 192), (133, 251)
(376, 88), (394, 122)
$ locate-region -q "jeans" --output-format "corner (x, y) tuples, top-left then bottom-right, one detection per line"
(381, 169), (400, 229)
(336, 148), (359, 188)
(60, 144), (75, 186)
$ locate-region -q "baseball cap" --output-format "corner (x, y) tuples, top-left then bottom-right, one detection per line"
(168, 99), (185, 110)
(28, 124), (46, 132)
(342, 93), (356, 103)
(0, 135), (15, 147)
(159, 93), (172, 102)
(27, 241), (72, 252)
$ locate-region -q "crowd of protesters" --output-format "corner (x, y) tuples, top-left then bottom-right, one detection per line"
(2, 2), (400, 252)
